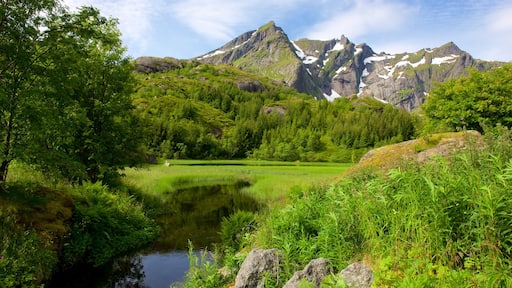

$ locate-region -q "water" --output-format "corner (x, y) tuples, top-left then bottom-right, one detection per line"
(48, 181), (258, 288)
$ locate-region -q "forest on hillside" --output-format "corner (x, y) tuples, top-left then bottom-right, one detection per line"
(133, 63), (416, 163)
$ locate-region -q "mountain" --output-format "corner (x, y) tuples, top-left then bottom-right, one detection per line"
(193, 21), (502, 110)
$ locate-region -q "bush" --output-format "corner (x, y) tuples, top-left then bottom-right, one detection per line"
(0, 213), (57, 288)
(220, 211), (256, 251)
(63, 183), (159, 267)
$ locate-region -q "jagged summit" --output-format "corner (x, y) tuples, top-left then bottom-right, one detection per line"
(138, 21), (503, 110)
(197, 21), (318, 95)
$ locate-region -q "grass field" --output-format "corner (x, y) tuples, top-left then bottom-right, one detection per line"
(122, 160), (351, 206)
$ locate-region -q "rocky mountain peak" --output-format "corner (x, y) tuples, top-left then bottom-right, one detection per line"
(139, 21), (503, 110)
(339, 35), (350, 46)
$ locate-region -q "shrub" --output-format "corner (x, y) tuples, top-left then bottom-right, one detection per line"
(0, 212), (57, 288)
(63, 183), (159, 267)
(220, 210), (256, 251)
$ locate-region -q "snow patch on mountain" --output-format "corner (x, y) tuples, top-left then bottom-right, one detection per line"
(358, 79), (367, 96)
(292, 41), (319, 64)
(432, 54), (460, 65)
(323, 89), (341, 101)
(374, 97), (388, 104)
(335, 66), (347, 75)
(198, 50), (225, 59)
(330, 42), (344, 52)
(364, 54), (395, 64)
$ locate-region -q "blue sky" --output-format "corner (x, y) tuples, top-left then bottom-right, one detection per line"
(63, 0), (512, 61)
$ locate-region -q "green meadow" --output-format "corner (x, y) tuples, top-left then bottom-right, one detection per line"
(122, 160), (351, 206)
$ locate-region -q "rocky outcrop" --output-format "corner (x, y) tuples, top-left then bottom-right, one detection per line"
(237, 80), (264, 92)
(134, 57), (184, 73)
(234, 250), (375, 288)
(339, 262), (374, 288)
(234, 248), (282, 288)
(283, 258), (333, 288)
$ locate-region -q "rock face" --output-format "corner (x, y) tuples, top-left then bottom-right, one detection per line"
(234, 248), (282, 288)
(339, 262), (374, 288)
(197, 21), (319, 97)
(191, 21), (502, 110)
(283, 258), (333, 288)
(134, 57), (184, 73)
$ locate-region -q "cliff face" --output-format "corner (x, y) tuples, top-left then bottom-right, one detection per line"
(293, 38), (500, 110)
(197, 22), (320, 97)
(138, 21), (503, 110)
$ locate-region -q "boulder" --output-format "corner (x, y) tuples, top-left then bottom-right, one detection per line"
(234, 248), (282, 288)
(339, 262), (374, 288)
(283, 258), (332, 288)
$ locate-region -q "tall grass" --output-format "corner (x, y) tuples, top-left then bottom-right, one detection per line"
(255, 127), (512, 287)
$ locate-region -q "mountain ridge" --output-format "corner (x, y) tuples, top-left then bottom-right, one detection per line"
(137, 21), (503, 110)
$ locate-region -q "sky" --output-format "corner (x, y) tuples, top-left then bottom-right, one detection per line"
(62, 0), (512, 62)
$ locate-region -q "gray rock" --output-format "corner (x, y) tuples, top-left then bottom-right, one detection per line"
(234, 248), (282, 288)
(135, 57), (184, 73)
(283, 258), (333, 288)
(339, 262), (374, 288)
(237, 80), (264, 92)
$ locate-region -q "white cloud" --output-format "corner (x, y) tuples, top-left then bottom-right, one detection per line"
(487, 5), (512, 33)
(455, 3), (512, 61)
(62, 0), (162, 56)
(304, 0), (419, 40)
(168, 0), (313, 41)
(169, 0), (249, 41)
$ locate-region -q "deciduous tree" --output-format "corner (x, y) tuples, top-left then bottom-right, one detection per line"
(423, 65), (512, 133)
(0, 0), (61, 186)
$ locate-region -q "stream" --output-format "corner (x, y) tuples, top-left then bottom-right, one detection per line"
(49, 180), (259, 288)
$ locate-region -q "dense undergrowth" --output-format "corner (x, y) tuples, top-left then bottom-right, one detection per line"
(184, 127), (512, 287)
(0, 176), (158, 287)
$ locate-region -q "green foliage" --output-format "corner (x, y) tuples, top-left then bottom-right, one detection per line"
(0, 212), (57, 288)
(253, 126), (512, 286)
(63, 183), (159, 267)
(0, 3), (144, 186)
(33, 6), (144, 185)
(0, 0), (61, 185)
(423, 64), (512, 133)
(134, 67), (416, 163)
(220, 211), (256, 251)
(181, 242), (227, 288)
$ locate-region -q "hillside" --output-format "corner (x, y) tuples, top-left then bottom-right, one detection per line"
(163, 21), (504, 110)
(131, 62), (416, 162)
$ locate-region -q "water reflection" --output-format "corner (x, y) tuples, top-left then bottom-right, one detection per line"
(49, 180), (259, 288)
(150, 180), (258, 252)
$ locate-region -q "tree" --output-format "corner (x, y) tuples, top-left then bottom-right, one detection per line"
(35, 6), (143, 184)
(0, 3), (143, 187)
(0, 0), (61, 186)
(423, 65), (512, 133)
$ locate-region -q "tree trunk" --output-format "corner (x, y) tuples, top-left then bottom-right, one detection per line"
(0, 159), (10, 187)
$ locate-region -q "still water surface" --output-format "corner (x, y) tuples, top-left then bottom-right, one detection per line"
(49, 181), (259, 288)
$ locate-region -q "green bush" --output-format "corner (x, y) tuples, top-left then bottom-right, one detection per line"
(0, 213), (57, 288)
(220, 210), (256, 251)
(181, 242), (226, 288)
(63, 183), (159, 267)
